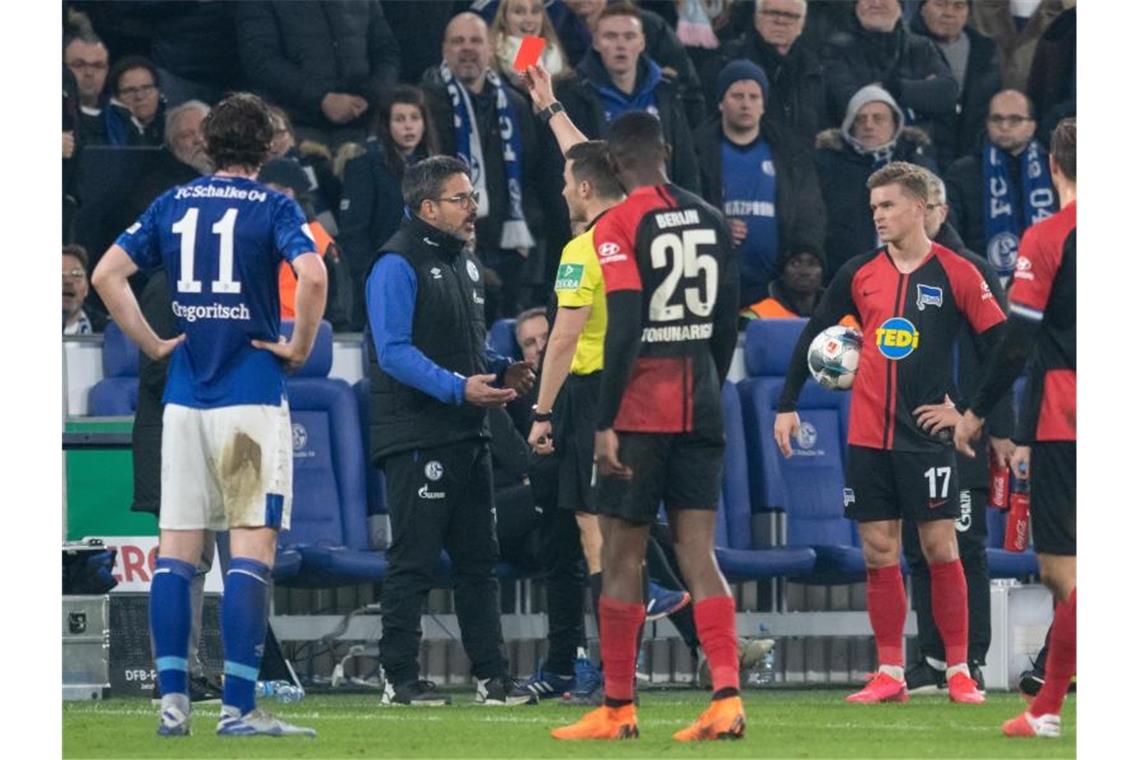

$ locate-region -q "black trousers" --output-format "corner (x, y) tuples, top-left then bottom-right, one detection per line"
(530, 452), (587, 675)
(380, 440), (508, 684)
(903, 487), (992, 665)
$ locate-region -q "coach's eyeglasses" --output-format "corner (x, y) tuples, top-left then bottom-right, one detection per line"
(118, 83), (158, 99)
(435, 191), (481, 209)
(987, 114), (1031, 127)
(62, 268), (87, 280)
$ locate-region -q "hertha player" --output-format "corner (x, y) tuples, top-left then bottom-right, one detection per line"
(553, 111), (742, 741)
(955, 119), (1077, 739)
(775, 162), (1004, 705)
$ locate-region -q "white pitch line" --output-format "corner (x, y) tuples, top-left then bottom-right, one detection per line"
(62, 707), (1011, 733)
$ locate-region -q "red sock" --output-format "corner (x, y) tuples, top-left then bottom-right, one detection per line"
(866, 565), (907, 668)
(930, 558), (969, 668)
(693, 596), (740, 692)
(1031, 588), (1076, 717)
(599, 596), (645, 702)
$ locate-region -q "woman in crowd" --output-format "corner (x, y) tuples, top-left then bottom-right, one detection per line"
(339, 84), (441, 329)
(490, 0), (568, 90)
(104, 56), (165, 147)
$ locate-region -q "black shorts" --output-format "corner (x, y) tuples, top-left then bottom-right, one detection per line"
(595, 429), (724, 524)
(845, 445), (960, 523)
(1030, 440), (1076, 556)
(553, 372), (600, 514)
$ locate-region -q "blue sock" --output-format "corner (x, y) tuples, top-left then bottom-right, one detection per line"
(222, 557), (271, 715)
(150, 557), (196, 698)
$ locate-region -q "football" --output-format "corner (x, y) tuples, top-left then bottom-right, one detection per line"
(807, 325), (863, 390)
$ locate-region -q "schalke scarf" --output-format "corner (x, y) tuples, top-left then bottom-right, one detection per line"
(981, 137), (1056, 278)
(440, 62), (535, 250)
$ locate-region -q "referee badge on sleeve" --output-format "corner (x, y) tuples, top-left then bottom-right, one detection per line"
(555, 263), (585, 291)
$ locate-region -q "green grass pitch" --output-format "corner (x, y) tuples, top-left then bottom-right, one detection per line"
(63, 690), (1075, 758)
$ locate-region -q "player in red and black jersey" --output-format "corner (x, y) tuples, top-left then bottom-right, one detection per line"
(955, 119), (1076, 740)
(552, 112), (743, 742)
(775, 162), (1005, 705)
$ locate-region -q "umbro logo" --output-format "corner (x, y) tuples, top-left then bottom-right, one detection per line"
(430, 267), (442, 279)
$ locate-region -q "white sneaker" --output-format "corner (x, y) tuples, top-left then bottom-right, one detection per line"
(156, 702), (190, 737)
(216, 705), (316, 737)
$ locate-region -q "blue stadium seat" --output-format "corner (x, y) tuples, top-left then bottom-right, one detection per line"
(87, 321), (139, 415)
(715, 383), (816, 580)
(487, 318), (521, 360)
(273, 547), (303, 581)
(276, 320), (386, 586)
(739, 319), (865, 584)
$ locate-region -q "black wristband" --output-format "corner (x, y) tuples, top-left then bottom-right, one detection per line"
(538, 101), (564, 125)
(532, 406), (553, 423)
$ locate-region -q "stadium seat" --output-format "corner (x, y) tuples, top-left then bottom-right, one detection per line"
(276, 320), (387, 587)
(273, 546), (303, 581)
(715, 382), (816, 581)
(487, 318), (521, 360)
(739, 319), (865, 584)
(87, 321), (139, 415)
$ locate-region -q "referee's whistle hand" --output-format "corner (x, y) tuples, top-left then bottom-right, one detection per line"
(529, 420), (554, 455)
(465, 373), (517, 408)
(774, 412), (799, 459)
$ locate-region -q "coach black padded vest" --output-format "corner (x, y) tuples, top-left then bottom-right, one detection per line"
(367, 215), (490, 461)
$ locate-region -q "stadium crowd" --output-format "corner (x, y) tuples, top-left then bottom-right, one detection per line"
(62, 0), (1076, 333)
(62, 0), (1078, 742)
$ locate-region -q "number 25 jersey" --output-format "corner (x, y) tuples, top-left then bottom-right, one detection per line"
(115, 175), (316, 409)
(593, 184), (739, 434)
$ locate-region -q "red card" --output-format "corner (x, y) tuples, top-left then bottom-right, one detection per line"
(512, 36), (546, 73)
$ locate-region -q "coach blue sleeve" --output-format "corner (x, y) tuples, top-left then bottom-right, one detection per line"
(366, 256), (466, 405)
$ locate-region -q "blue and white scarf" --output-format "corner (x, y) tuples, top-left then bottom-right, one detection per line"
(982, 138), (1056, 278)
(440, 62), (535, 250)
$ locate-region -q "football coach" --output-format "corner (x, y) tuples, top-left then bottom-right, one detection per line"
(365, 155), (535, 706)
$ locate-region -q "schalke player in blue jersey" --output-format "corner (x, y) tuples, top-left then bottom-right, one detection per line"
(92, 93), (328, 738)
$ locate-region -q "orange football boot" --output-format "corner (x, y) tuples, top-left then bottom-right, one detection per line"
(551, 704), (638, 740)
(673, 696), (746, 741)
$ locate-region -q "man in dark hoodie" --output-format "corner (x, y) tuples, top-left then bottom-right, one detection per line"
(710, 0), (826, 150)
(814, 84), (937, 277)
(821, 0), (958, 167)
(909, 0), (1002, 164)
(554, 1), (700, 195)
(694, 59), (825, 306)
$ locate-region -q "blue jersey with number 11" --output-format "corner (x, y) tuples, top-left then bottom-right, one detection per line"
(115, 175), (315, 409)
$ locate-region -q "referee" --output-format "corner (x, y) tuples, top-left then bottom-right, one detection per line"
(365, 156), (535, 707)
(516, 140), (625, 702)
